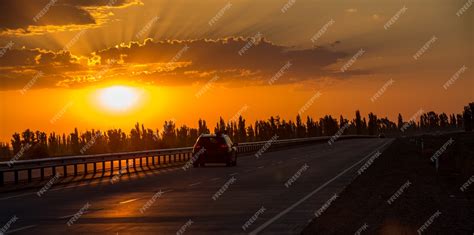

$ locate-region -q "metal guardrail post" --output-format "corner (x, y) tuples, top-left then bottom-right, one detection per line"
(110, 160), (114, 174)
(93, 162), (97, 174)
(14, 170), (19, 184)
(52, 166), (56, 178)
(40, 168), (44, 180)
(74, 164), (78, 176)
(64, 165), (67, 177)
(140, 157), (143, 167)
(84, 163), (88, 174)
(28, 169), (32, 183)
(0, 171), (4, 186)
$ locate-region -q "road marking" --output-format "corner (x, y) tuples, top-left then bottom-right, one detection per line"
(5, 224), (37, 233)
(229, 172), (239, 176)
(58, 211), (90, 219)
(188, 182), (202, 186)
(119, 198), (140, 204)
(210, 177), (221, 181)
(0, 192), (37, 201)
(249, 139), (394, 235)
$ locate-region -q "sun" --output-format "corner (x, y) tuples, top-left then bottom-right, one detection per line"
(98, 86), (140, 112)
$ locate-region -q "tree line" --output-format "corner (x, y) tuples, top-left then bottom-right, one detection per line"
(1, 102), (472, 160)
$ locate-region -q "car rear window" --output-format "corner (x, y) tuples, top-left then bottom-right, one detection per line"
(197, 137), (226, 147)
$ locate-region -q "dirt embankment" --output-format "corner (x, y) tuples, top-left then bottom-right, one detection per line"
(302, 132), (474, 235)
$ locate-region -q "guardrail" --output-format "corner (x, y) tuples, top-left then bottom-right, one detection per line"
(0, 135), (373, 186)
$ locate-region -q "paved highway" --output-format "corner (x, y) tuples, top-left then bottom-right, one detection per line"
(0, 138), (393, 234)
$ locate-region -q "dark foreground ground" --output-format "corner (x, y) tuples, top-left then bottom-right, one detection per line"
(302, 132), (474, 235)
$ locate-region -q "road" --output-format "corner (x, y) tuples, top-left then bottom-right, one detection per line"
(0, 138), (393, 235)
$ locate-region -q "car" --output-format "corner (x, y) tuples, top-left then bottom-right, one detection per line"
(192, 134), (238, 167)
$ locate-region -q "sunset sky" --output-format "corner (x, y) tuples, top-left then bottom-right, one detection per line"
(0, 0), (473, 142)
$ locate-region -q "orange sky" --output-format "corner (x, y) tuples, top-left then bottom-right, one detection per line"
(0, 0), (473, 142)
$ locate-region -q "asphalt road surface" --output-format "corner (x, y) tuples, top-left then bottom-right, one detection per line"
(0, 138), (393, 235)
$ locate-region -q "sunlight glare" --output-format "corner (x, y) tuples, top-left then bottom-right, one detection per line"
(99, 86), (140, 112)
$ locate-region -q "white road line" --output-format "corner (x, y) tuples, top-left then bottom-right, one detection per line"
(229, 172), (239, 176)
(0, 192), (36, 201)
(188, 182), (202, 186)
(249, 139), (394, 235)
(210, 177), (221, 181)
(5, 224), (37, 233)
(119, 198), (140, 204)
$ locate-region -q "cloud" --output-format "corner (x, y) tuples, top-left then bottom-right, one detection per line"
(0, 0), (141, 36)
(0, 38), (369, 90)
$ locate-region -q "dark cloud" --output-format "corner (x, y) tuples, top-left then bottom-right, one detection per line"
(0, 0), (139, 35)
(0, 38), (368, 90)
